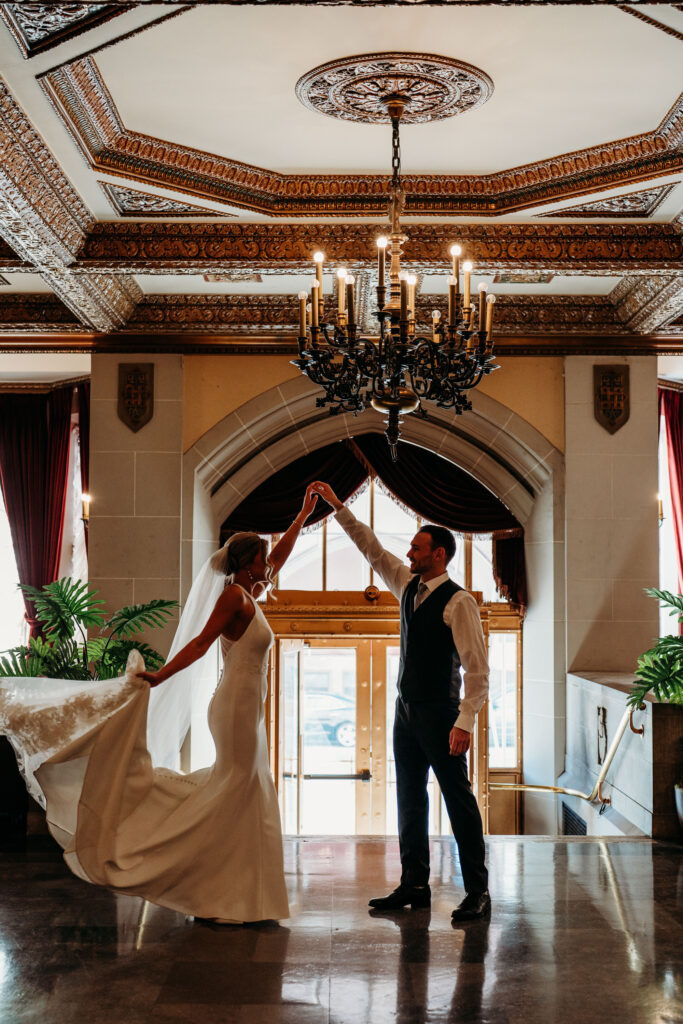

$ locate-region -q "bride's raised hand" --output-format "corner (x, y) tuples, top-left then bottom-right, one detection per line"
(299, 483), (319, 523)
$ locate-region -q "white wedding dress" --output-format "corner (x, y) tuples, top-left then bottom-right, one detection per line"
(0, 590), (289, 923)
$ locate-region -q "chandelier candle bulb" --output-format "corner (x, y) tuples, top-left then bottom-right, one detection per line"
(311, 279), (319, 328)
(337, 268), (347, 317)
(81, 493), (91, 522)
(448, 274), (457, 325)
(314, 251), (325, 314)
(486, 293), (496, 337)
(298, 291), (308, 337)
(450, 245), (461, 291)
(400, 274), (408, 321)
(463, 261), (473, 310)
(407, 274), (416, 321)
(346, 275), (355, 326)
(432, 309), (441, 343)
(377, 237), (388, 289)
(478, 282), (487, 332)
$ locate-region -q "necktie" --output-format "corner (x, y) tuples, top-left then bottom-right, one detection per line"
(414, 581), (429, 609)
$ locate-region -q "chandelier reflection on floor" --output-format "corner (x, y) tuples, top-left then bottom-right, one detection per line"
(292, 89), (498, 461)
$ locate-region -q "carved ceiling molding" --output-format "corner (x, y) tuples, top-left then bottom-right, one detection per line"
(99, 182), (236, 217)
(39, 57), (683, 216)
(295, 53), (493, 125)
(617, 5), (683, 43)
(0, 294), (82, 331)
(612, 275), (683, 333)
(539, 183), (678, 218)
(0, 4), (131, 59)
(0, 291), (637, 336)
(75, 222), (683, 273)
(0, 78), (140, 330)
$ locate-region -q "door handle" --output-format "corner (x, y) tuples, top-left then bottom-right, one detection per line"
(302, 769), (371, 781)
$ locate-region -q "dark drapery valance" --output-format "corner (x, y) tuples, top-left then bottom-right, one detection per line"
(223, 434), (527, 611)
(0, 388), (73, 636)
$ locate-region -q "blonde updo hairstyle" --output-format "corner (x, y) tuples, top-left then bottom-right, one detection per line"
(210, 531), (274, 589)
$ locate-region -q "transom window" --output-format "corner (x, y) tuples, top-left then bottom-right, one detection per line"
(275, 479), (502, 603)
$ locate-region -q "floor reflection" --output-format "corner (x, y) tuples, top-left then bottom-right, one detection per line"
(0, 835), (681, 1024)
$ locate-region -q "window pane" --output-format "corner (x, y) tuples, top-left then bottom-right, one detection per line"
(277, 528), (323, 590)
(471, 536), (498, 602)
(327, 487), (370, 590)
(488, 632), (518, 768)
(0, 494), (26, 651)
(373, 488), (416, 591)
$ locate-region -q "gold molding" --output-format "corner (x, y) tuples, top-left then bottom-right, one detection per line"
(39, 55), (683, 216)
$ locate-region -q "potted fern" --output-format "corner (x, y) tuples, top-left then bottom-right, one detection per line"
(0, 577), (177, 680)
(628, 588), (683, 832)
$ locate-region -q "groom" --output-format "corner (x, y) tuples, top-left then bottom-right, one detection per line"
(311, 481), (490, 921)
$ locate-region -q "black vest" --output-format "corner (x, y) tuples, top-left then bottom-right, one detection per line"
(397, 575), (463, 703)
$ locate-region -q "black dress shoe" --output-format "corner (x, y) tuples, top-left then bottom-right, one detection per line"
(368, 884), (431, 910)
(451, 890), (491, 921)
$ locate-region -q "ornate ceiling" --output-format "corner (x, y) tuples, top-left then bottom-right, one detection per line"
(0, 0), (681, 353)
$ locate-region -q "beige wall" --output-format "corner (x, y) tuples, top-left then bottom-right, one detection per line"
(565, 356), (659, 673)
(183, 354), (300, 452)
(182, 353), (565, 454)
(89, 353), (183, 658)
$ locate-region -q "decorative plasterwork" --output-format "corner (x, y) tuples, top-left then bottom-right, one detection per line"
(39, 57), (683, 216)
(611, 275), (683, 332)
(539, 184), (678, 218)
(0, 275), (9, 286)
(0, 79), (140, 330)
(0, 4), (130, 59)
(74, 222), (683, 273)
(295, 52), (493, 124)
(100, 182), (236, 218)
(0, 294), (81, 331)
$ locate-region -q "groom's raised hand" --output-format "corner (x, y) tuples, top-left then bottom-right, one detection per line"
(311, 481), (343, 511)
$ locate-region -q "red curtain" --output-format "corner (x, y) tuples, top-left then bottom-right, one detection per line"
(222, 434), (527, 611)
(659, 388), (683, 594)
(77, 382), (90, 553)
(0, 387), (73, 636)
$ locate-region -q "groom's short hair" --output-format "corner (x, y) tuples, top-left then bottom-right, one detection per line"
(420, 525), (456, 564)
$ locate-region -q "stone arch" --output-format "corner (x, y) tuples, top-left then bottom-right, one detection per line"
(182, 375), (564, 832)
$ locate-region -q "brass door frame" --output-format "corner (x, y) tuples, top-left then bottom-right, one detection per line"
(266, 590), (518, 836)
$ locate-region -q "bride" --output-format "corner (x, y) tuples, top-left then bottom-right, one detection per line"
(0, 486), (319, 924)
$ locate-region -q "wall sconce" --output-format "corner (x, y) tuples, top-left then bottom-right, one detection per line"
(657, 492), (664, 527)
(81, 493), (91, 527)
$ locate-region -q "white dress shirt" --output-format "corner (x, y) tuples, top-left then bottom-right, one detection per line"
(335, 506), (489, 734)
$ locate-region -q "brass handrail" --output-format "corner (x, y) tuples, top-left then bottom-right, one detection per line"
(489, 704), (646, 805)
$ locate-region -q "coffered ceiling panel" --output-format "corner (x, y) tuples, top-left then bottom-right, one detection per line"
(95, 6), (683, 176)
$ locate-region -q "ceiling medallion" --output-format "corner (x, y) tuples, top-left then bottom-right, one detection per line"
(295, 52), (493, 125)
(292, 88), (499, 460)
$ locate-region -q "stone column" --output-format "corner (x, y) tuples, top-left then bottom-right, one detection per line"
(88, 354), (183, 658)
(565, 356), (659, 674)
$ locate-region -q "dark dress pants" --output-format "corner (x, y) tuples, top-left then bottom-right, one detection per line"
(393, 696), (488, 895)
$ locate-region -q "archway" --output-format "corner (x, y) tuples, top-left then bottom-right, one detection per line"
(182, 376), (564, 834)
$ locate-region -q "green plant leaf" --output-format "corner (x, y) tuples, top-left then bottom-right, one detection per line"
(97, 639), (165, 679)
(20, 578), (105, 639)
(102, 600), (177, 639)
(644, 587), (683, 623)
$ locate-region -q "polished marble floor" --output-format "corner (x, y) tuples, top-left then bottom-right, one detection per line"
(0, 834), (681, 1024)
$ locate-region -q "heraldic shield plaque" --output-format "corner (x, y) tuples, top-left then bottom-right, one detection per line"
(593, 365), (630, 435)
(118, 363), (154, 433)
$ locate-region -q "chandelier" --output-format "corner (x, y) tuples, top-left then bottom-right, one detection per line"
(292, 78), (499, 461)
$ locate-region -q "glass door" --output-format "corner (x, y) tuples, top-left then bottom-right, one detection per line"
(280, 638), (371, 835)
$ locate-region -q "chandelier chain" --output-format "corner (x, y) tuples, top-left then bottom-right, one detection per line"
(391, 116), (401, 188)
